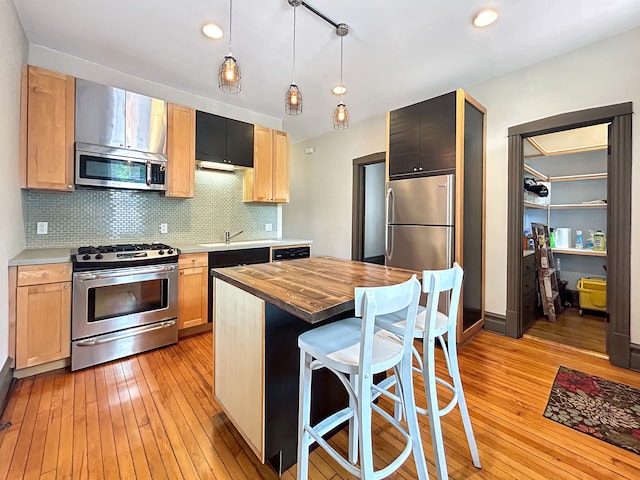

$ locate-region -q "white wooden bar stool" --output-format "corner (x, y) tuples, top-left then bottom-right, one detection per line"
(296, 276), (428, 480)
(377, 263), (481, 480)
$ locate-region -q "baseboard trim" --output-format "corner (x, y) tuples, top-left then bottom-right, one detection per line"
(13, 358), (70, 379)
(630, 343), (640, 372)
(483, 311), (506, 335)
(0, 357), (14, 417)
(178, 322), (213, 339)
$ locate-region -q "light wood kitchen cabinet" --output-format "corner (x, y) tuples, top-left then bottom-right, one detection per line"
(177, 253), (208, 329)
(243, 126), (290, 203)
(14, 263), (72, 369)
(20, 65), (75, 192)
(166, 103), (196, 198)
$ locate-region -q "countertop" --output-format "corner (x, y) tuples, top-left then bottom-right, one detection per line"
(211, 256), (419, 324)
(8, 239), (312, 266)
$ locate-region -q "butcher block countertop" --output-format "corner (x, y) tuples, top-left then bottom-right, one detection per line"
(211, 256), (418, 324)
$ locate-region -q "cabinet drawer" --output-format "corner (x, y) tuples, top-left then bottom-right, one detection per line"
(522, 290), (540, 330)
(17, 263), (72, 286)
(179, 253), (208, 269)
(522, 253), (536, 276)
(522, 272), (538, 297)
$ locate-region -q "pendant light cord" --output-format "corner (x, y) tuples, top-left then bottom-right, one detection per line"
(292, 6), (297, 84)
(228, 0), (233, 55)
(339, 36), (344, 102)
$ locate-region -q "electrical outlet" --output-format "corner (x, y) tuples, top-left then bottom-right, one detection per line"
(37, 222), (48, 235)
(265, 223), (273, 232)
(160, 223), (168, 234)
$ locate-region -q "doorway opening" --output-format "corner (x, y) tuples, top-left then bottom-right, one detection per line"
(522, 125), (608, 355)
(505, 102), (632, 368)
(351, 152), (386, 264)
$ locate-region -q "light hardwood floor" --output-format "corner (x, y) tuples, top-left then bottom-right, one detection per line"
(526, 307), (607, 354)
(1, 330), (640, 479)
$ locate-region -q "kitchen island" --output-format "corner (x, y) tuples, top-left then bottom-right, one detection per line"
(211, 256), (418, 474)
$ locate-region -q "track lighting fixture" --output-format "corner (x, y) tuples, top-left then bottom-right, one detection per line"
(218, 0), (241, 93)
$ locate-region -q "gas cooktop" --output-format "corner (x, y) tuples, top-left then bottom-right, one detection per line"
(72, 242), (179, 270)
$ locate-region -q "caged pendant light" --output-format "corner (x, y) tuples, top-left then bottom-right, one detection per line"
(285, 0), (303, 115)
(218, 0), (241, 93)
(333, 23), (349, 130)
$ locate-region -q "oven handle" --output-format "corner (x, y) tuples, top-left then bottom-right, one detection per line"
(75, 320), (176, 346)
(74, 265), (177, 281)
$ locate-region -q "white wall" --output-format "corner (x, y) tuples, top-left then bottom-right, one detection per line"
(283, 27), (640, 343)
(283, 115), (386, 258)
(0, 0), (28, 365)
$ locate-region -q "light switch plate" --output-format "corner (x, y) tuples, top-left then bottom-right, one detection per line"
(160, 223), (168, 234)
(37, 222), (48, 235)
(265, 223), (273, 231)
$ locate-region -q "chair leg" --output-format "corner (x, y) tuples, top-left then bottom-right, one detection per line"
(424, 338), (448, 480)
(448, 345), (481, 468)
(399, 357), (429, 480)
(297, 351), (313, 480)
(348, 374), (359, 464)
(358, 373), (374, 478)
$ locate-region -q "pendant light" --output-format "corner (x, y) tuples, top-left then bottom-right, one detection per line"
(285, 0), (303, 115)
(218, 0), (241, 93)
(333, 23), (349, 130)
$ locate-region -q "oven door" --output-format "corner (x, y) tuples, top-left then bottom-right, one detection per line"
(72, 264), (178, 340)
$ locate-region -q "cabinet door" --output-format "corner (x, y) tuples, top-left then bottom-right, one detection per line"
(178, 266), (208, 329)
(388, 103), (421, 177)
(16, 281), (71, 369)
(75, 79), (126, 148)
(166, 103), (195, 198)
(271, 130), (290, 203)
(227, 118), (255, 167)
(418, 91), (457, 173)
(252, 125), (274, 201)
(24, 66), (75, 191)
(196, 111), (226, 163)
(126, 91), (167, 154)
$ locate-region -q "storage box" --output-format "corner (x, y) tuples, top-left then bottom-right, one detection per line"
(577, 277), (606, 313)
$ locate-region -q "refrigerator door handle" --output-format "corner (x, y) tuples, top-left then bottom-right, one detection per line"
(385, 187), (394, 258)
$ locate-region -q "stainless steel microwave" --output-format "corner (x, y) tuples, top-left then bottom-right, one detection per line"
(75, 143), (167, 191)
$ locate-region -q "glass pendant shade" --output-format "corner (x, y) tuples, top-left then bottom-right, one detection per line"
(333, 102), (349, 129)
(219, 55), (241, 93)
(285, 84), (303, 115)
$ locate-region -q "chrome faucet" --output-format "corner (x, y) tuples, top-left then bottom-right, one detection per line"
(224, 230), (244, 243)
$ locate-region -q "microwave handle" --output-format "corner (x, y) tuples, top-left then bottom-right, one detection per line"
(146, 161), (152, 185)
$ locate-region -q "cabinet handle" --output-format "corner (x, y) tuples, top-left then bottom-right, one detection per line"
(64, 284), (70, 289)
(419, 167), (423, 171)
(168, 192), (173, 196)
(42, 272), (48, 277)
(413, 167), (417, 172)
(67, 184), (73, 189)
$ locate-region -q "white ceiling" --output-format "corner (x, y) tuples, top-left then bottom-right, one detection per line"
(13, 0), (640, 143)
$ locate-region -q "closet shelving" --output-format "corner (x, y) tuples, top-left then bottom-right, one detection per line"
(524, 164), (607, 257)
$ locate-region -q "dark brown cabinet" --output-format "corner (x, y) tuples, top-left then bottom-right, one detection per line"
(196, 111), (254, 168)
(388, 91), (457, 178)
(522, 252), (539, 331)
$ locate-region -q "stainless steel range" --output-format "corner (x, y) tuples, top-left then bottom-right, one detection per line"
(71, 243), (179, 371)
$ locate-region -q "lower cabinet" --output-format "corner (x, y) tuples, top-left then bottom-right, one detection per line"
(14, 263), (72, 369)
(178, 253), (208, 330)
(522, 253), (539, 331)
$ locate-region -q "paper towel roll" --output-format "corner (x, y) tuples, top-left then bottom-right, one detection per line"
(555, 228), (571, 249)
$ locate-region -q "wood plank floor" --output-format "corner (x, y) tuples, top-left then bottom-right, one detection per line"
(2, 330), (640, 479)
(526, 307), (607, 354)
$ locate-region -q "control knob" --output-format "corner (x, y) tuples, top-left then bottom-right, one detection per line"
(95, 253), (103, 260)
(158, 250), (165, 255)
(168, 249), (174, 254)
(82, 254), (91, 261)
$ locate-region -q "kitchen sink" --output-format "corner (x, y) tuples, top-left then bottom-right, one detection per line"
(199, 240), (275, 248)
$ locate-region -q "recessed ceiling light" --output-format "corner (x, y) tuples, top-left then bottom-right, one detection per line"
(202, 23), (223, 39)
(332, 85), (347, 95)
(473, 8), (498, 28)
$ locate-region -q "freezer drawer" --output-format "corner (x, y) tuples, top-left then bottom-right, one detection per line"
(385, 225), (453, 271)
(387, 174), (454, 226)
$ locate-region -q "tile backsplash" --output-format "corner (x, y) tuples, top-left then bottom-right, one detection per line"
(23, 169), (278, 248)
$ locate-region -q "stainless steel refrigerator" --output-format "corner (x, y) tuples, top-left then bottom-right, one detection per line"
(385, 174), (454, 271)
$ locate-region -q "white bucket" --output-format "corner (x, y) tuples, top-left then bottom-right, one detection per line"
(555, 228), (571, 249)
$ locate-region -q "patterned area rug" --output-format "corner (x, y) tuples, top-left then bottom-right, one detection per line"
(544, 366), (640, 454)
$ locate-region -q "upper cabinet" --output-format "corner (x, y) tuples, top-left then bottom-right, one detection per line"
(20, 65), (75, 191)
(243, 126), (290, 203)
(388, 91), (457, 179)
(75, 79), (167, 154)
(166, 103), (195, 198)
(196, 111), (254, 168)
